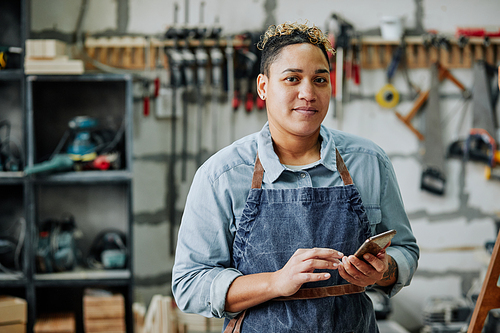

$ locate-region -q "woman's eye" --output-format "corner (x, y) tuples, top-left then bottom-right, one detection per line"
(315, 77), (328, 83)
(286, 76), (299, 82)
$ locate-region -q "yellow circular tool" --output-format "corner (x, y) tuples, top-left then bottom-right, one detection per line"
(375, 83), (400, 109)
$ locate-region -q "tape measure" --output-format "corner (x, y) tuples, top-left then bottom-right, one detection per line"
(375, 83), (400, 109)
(0, 52), (7, 69)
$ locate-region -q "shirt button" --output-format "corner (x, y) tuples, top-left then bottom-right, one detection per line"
(300, 173), (306, 178)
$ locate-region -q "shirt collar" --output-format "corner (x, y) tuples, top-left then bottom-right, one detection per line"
(257, 123), (338, 184)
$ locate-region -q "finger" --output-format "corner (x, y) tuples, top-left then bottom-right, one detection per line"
(337, 261), (357, 284)
(300, 258), (341, 272)
(342, 256), (373, 280)
(294, 248), (344, 261)
(299, 272), (332, 284)
(362, 253), (387, 273)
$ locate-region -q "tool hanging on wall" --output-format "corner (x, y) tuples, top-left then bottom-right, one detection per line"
(165, 3), (182, 255)
(226, 36), (235, 142)
(244, 32), (261, 113)
(375, 37), (404, 109)
(180, 31), (196, 182)
(420, 63), (447, 195)
(209, 26), (223, 151)
(395, 62), (469, 141)
(448, 60), (500, 180)
(0, 46), (22, 69)
(194, 2), (208, 168)
(0, 120), (23, 172)
(330, 14), (354, 123)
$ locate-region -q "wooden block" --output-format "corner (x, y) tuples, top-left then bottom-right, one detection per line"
(485, 45), (495, 64)
(34, 313), (75, 333)
(405, 44), (417, 68)
(462, 44), (472, 68)
(0, 296), (27, 325)
(416, 45), (428, 68)
(474, 44), (484, 61)
(429, 47), (439, 64)
(449, 45), (462, 68)
(84, 318), (125, 333)
(383, 45), (393, 67)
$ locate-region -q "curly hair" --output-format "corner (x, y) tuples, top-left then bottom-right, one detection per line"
(257, 21), (335, 76)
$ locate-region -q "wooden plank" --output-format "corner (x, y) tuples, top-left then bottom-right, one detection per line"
(0, 324), (26, 333)
(474, 44), (484, 61)
(34, 313), (75, 333)
(84, 318), (125, 333)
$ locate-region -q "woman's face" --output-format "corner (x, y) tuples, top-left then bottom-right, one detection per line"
(257, 43), (331, 140)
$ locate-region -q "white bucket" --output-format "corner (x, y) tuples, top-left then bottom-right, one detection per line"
(380, 16), (403, 40)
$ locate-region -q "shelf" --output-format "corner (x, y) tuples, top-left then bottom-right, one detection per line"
(0, 172), (25, 184)
(32, 170), (132, 183)
(0, 69), (24, 80)
(35, 269), (131, 287)
(0, 272), (26, 285)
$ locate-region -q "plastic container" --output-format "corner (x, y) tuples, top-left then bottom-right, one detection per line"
(380, 16), (403, 40)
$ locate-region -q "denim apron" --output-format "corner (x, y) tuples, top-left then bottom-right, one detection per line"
(223, 149), (378, 333)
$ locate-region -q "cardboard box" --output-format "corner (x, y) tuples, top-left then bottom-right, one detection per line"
(25, 40), (66, 59)
(83, 318), (125, 333)
(83, 294), (125, 333)
(0, 296), (27, 326)
(83, 294), (125, 319)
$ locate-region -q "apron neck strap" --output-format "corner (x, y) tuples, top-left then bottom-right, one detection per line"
(252, 149), (353, 188)
(335, 148), (353, 185)
(252, 153), (265, 189)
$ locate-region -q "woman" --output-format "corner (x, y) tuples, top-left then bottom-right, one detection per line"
(173, 21), (419, 332)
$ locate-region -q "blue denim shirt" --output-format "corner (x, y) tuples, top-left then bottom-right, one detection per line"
(172, 123), (419, 319)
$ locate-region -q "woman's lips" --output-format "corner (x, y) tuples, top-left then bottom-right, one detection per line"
(293, 106), (318, 114)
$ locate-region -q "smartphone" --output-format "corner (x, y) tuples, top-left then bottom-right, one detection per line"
(354, 230), (396, 259)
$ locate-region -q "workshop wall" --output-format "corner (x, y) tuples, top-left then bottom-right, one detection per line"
(31, 0), (500, 330)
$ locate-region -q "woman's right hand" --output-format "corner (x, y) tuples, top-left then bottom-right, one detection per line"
(271, 248), (343, 297)
(225, 247), (342, 313)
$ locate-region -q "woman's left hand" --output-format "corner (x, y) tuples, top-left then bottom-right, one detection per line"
(337, 249), (397, 287)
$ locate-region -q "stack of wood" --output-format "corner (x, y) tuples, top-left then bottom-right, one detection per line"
(25, 39), (84, 75)
(140, 295), (224, 333)
(83, 292), (126, 333)
(34, 313), (75, 333)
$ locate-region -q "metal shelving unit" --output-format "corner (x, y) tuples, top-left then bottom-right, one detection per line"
(26, 74), (134, 333)
(0, 3), (135, 331)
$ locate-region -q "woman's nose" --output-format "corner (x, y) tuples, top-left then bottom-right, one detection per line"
(298, 81), (316, 101)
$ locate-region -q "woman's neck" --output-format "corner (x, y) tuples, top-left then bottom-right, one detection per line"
(270, 128), (321, 166)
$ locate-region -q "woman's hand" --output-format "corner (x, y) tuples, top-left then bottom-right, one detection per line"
(337, 245), (398, 287)
(271, 248), (343, 297)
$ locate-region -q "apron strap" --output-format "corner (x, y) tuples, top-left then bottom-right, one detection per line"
(223, 310), (247, 333)
(252, 148), (353, 189)
(251, 154), (264, 189)
(273, 284), (365, 301)
(335, 148), (353, 185)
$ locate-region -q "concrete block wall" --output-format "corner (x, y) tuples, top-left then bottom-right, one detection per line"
(31, 0), (500, 330)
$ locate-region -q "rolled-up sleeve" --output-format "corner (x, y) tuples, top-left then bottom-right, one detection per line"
(172, 164), (243, 318)
(376, 155), (419, 297)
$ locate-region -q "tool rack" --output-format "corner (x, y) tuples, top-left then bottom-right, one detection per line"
(357, 36), (500, 69)
(83, 35), (500, 71)
(84, 36), (251, 71)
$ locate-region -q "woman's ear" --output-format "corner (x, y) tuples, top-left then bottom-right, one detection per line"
(256, 74), (268, 100)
